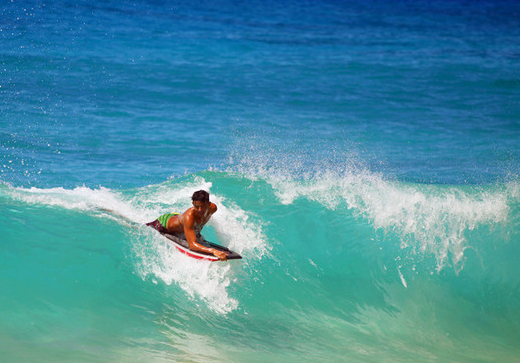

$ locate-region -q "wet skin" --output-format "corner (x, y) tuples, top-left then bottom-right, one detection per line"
(166, 201), (227, 260)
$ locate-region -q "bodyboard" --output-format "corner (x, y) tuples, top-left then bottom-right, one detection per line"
(159, 232), (242, 261)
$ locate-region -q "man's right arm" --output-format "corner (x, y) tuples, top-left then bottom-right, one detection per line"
(184, 211), (227, 260)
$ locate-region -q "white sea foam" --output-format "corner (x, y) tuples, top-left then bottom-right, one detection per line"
(266, 169), (511, 271)
(9, 185), (141, 218)
(134, 228), (240, 314)
(209, 194), (269, 258)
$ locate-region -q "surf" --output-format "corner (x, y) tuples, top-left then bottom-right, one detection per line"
(2, 166), (520, 360)
(2, 168), (518, 292)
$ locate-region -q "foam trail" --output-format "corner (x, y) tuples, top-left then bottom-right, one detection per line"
(6, 185), (139, 220)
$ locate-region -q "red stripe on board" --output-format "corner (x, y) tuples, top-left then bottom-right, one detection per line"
(174, 245), (219, 261)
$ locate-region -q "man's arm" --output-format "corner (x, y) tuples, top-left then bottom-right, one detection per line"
(184, 210), (227, 260)
(209, 202), (217, 214)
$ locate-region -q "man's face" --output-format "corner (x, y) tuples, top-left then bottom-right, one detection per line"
(192, 200), (210, 216)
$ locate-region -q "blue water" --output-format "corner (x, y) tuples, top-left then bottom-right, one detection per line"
(2, 0), (520, 362)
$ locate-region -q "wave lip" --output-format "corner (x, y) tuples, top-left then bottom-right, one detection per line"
(266, 169), (513, 271)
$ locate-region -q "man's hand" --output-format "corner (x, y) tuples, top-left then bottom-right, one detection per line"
(214, 250), (228, 261)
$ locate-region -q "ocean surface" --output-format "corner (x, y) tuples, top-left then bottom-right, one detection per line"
(1, 0), (520, 362)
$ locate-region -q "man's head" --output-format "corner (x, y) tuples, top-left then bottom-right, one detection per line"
(192, 190), (210, 216)
(192, 190), (210, 203)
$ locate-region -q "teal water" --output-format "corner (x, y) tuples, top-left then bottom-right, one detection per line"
(2, 0), (520, 362)
(2, 172), (519, 362)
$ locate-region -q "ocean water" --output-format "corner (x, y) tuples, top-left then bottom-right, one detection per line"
(1, 0), (520, 362)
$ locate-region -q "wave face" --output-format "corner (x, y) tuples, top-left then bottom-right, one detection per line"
(1, 170), (519, 362)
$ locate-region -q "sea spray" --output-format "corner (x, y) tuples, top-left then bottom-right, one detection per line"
(261, 169), (511, 272)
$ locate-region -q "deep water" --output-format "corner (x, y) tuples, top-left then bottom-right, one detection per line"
(1, 0), (520, 362)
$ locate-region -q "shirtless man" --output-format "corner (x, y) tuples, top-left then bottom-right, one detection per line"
(146, 190), (228, 260)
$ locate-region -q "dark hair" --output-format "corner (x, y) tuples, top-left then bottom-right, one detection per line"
(192, 190), (210, 203)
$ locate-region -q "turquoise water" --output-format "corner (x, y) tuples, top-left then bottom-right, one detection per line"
(2, 0), (520, 362)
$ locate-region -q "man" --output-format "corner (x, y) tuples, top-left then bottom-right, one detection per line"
(146, 190), (228, 261)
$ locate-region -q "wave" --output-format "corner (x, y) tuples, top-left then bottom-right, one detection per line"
(2, 168), (519, 314)
(268, 171), (516, 272)
(3, 167), (520, 361)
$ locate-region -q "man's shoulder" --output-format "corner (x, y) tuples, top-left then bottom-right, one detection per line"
(182, 207), (196, 226)
(183, 207), (195, 217)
